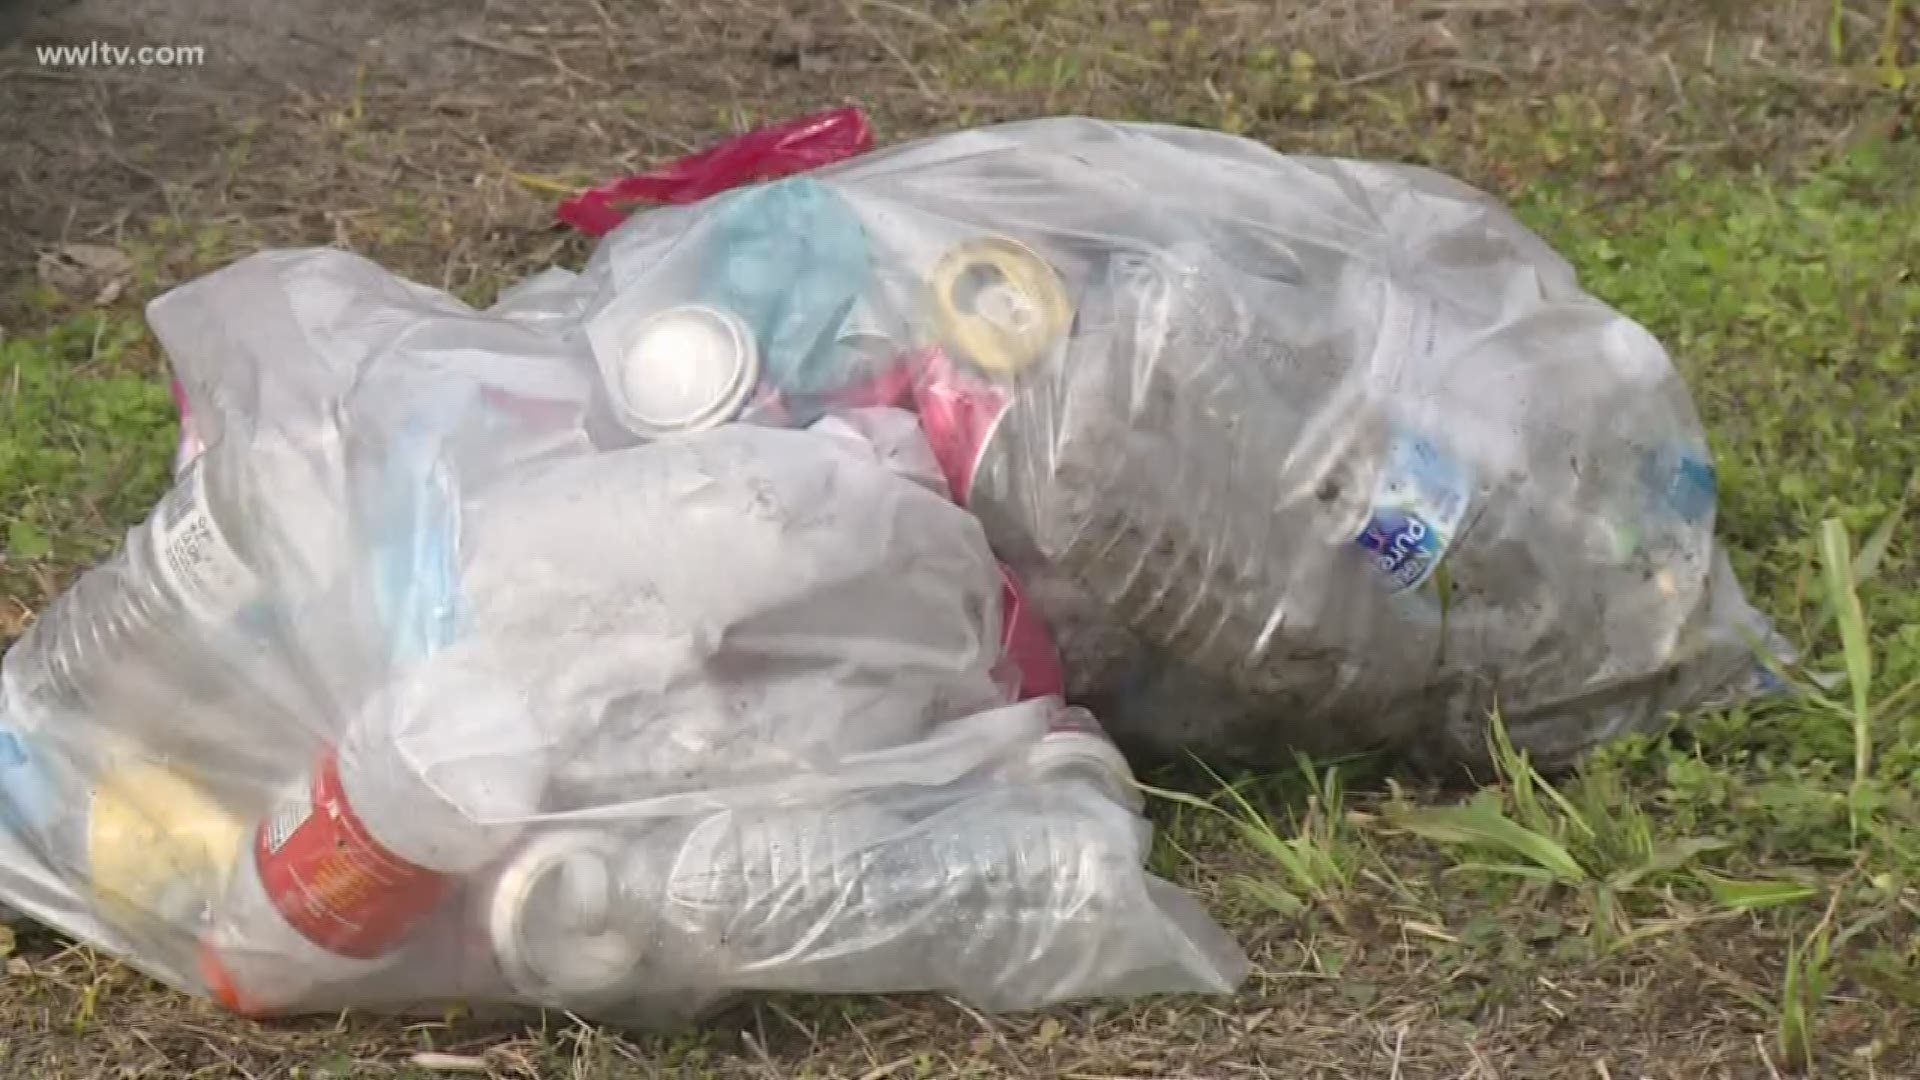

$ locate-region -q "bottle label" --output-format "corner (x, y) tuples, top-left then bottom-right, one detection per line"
(1355, 431), (1472, 595)
(151, 458), (260, 621)
(253, 751), (451, 961)
(1638, 448), (1718, 524)
(909, 348), (1012, 506)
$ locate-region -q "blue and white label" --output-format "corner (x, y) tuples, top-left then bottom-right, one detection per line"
(1638, 448), (1718, 525)
(1354, 431), (1473, 595)
(0, 726), (58, 837)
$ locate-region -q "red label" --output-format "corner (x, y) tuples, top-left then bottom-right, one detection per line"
(999, 567), (1065, 701)
(253, 751), (452, 961)
(910, 349), (1011, 505)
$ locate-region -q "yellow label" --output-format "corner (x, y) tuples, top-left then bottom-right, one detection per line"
(88, 763), (246, 932)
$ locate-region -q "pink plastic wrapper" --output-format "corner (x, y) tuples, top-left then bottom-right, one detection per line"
(168, 377), (205, 475)
(558, 108), (875, 237)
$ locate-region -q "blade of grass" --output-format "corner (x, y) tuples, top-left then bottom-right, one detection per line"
(1779, 939), (1814, 1069)
(1852, 468), (1916, 583)
(1138, 781), (1227, 815)
(1818, 518), (1874, 794)
(1881, 0), (1909, 77)
(1442, 861), (1564, 882)
(1778, 892), (1841, 1071)
(507, 171), (587, 196)
(1167, 758), (1351, 906)
(1488, 708), (1594, 840)
(1872, 676), (1920, 726)
(1391, 793), (1588, 883)
(1533, 762), (1596, 843)
(1808, 469), (1915, 636)
(1607, 836), (1731, 891)
(1694, 870), (1821, 912)
(1236, 875), (1306, 917)
(1607, 913), (1699, 953)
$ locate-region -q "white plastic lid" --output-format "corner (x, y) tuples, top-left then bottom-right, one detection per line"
(1028, 732), (1142, 811)
(489, 833), (643, 998)
(607, 304), (760, 437)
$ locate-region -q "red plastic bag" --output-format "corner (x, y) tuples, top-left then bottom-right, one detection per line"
(558, 108), (875, 236)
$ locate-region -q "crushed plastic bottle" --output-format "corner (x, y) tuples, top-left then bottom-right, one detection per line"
(463, 704), (1240, 1013)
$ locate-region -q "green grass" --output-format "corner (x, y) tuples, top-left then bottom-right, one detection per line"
(0, 313), (177, 608)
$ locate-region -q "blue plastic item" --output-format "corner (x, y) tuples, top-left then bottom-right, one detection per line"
(698, 179), (873, 399)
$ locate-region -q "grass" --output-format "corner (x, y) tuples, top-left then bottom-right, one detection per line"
(2, 0), (1920, 1075)
(0, 313), (178, 626)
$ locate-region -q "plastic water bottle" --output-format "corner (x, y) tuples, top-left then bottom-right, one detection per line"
(916, 240), (1726, 765)
(916, 246), (1402, 714)
(572, 709), (1176, 1008)
(635, 794), (1157, 1007)
(447, 707), (1164, 1009)
(199, 665), (544, 1015)
(0, 437), (312, 785)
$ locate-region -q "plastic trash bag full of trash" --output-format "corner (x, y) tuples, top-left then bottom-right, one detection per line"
(566, 116), (1780, 773)
(0, 117), (1778, 1022)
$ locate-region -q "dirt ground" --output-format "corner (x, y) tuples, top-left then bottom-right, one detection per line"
(1, 0), (1916, 1076)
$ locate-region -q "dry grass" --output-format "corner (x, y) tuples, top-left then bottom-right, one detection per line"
(0, 0), (1901, 312)
(2, 0), (1917, 1075)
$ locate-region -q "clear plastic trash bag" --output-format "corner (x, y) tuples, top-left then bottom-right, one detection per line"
(571, 117), (1781, 774)
(0, 116), (1781, 1023)
(0, 241), (1246, 1024)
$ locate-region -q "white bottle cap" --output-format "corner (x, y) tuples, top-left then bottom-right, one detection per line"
(603, 303), (761, 438)
(488, 832), (642, 999)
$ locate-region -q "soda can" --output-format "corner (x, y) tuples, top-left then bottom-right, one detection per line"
(88, 761), (246, 932)
(599, 303), (762, 439)
(928, 237), (1073, 377)
(483, 830), (641, 1001)
(909, 348), (1156, 700)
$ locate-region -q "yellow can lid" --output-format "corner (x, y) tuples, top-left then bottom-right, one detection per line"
(929, 237), (1072, 377)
